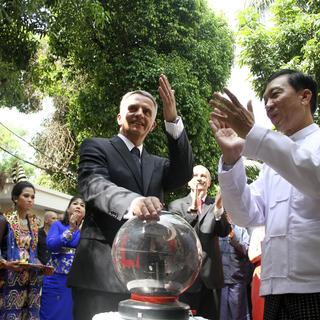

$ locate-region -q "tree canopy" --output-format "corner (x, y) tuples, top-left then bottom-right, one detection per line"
(1, 0), (234, 198)
(0, 124), (35, 178)
(238, 0), (320, 122)
(0, 0), (50, 111)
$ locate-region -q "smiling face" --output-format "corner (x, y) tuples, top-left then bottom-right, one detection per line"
(16, 187), (35, 213)
(263, 75), (313, 136)
(117, 93), (157, 146)
(188, 165), (211, 194)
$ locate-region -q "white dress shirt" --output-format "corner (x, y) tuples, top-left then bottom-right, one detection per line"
(218, 123), (320, 296)
(119, 117), (184, 219)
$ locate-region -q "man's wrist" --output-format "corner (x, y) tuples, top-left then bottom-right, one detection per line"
(164, 116), (183, 140)
(167, 116), (179, 123)
(213, 206), (224, 220)
(125, 197), (145, 219)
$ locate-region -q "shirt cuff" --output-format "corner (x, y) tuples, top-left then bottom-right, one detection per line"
(164, 116), (184, 140)
(213, 205), (224, 221)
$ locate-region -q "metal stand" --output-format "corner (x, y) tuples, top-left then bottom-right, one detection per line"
(118, 299), (190, 320)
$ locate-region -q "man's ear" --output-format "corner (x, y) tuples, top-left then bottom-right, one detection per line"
(116, 113), (122, 126)
(149, 121), (157, 132)
(300, 89), (312, 107)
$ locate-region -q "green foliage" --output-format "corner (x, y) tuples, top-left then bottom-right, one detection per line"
(1, 0), (234, 196)
(0, 0), (50, 111)
(238, 0), (320, 122)
(33, 0), (234, 195)
(0, 126), (35, 178)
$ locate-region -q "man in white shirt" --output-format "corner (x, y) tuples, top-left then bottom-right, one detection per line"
(209, 69), (320, 319)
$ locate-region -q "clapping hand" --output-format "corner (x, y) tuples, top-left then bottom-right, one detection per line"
(188, 183), (201, 213)
(209, 89), (254, 165)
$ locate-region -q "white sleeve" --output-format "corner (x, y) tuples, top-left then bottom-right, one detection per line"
(243, 125), (320, 198)
(164, 116), (184, 140)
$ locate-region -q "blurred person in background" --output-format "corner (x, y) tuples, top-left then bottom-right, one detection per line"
(0, 180), (41, 319)
(0, 172), (6, 215)
(40, 196), (85, 320)
(248, 226), (265, 320)
(37, 210), (58, 265)
(219, 212), (252, 320)
(169, 166), (231, 319)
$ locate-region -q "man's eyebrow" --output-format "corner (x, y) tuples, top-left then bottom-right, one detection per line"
(263, 86), (282, 100)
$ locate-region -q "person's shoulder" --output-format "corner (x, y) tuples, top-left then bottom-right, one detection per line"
(168, 194), (190, 207)
(51, 220), (63, 229)
(82, 137), (112, 145)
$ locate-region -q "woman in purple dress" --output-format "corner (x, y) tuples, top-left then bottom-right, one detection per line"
(40, 196), (85, 320)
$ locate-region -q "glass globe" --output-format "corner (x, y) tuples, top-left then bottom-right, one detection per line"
(112, 211), (202, 298)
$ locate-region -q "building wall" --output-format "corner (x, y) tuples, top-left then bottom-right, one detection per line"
(0, 182), (72, 227)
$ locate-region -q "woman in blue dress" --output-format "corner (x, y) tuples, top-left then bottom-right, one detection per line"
(0, 180), (41, 319)
(40, 196), (85, 320)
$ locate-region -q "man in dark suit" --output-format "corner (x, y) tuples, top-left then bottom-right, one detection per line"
(168, 165), (231, 320)
(67, 74), (194, 320)
(37, 210), (58, 265)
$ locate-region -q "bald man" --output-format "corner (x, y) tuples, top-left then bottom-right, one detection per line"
(168, 165), (231, 320)
(37, 210), (58, 265)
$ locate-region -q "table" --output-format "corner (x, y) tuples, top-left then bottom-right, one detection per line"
(93, 312), (207, 320)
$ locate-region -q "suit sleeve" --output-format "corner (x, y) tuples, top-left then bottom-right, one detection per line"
(162, 130), (194, 191)
(213, 213), (232, 237)
(78, 138), (141, 221)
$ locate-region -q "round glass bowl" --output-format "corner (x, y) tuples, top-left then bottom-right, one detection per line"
(112, 211), (202, 298)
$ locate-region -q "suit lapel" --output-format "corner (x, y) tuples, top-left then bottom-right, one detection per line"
(141, 149), (155, 195)
(183, 194), (199, 225)
(110, 136), (143, 192)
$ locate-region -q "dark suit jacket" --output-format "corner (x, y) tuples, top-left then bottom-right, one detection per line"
(37, 227), (50, 265)
(67, 131), (193, 292)
(168, 194), (231, 291)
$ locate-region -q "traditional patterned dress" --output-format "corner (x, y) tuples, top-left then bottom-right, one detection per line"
(40, 220), (80, 320)
(0, 211), (40, 320)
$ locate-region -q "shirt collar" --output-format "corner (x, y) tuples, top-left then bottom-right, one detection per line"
(289, 123), (318, 142)
(118, 133), (143, 153)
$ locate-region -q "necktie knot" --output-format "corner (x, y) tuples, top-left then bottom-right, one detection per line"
(131, 147), (140, 158)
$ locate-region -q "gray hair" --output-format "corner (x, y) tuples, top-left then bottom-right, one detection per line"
(120, 90), (158, 115)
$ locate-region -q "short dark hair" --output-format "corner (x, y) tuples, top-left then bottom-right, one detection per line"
(61, 195), (85, 226)
(266, 69), (318, 114)
(11, 181), (35, 203)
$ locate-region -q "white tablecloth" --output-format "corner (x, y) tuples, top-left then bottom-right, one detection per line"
(93, 312), (207, 320)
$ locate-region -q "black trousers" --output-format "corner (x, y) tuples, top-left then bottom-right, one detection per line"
(72, 287), (130, 320)
(264, 292), (320, 320)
